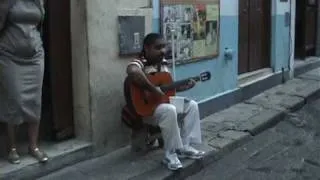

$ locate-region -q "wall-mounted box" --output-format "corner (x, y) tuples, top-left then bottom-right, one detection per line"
(118, 8), (153, 56)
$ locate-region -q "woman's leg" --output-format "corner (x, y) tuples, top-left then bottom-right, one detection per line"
(28, 122), (39, 149)
(7, 124), (20, 164)
(7, 124), (17, 149)
(28, 122), (48, 163)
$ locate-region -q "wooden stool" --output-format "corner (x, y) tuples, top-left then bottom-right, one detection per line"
(131, 124), (164, 153)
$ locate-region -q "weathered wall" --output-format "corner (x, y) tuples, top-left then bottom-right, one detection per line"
(85, 0), (150, 151)
(289, 0), (296, 78)
(82, 0), (239, 151)
(71, 0), (92, 142)
(72, 0), (294, 153)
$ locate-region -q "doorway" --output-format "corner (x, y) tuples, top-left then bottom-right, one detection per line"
(0, 0), (74, 144)
(41, 0), (74, 141)
(295, 0), (318, 59)
(238, 0), (271, 74)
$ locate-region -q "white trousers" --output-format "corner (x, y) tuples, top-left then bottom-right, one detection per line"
(144, 97), (202, 152)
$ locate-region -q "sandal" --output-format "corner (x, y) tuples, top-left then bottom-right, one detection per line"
(8, 148), (21, 164)
(28, 147), (48, 163)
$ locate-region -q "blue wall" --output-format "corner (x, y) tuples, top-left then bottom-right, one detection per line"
(152, 0), (239, 102)
(271, 0), (291, 72)
(152, 0), (291, 102)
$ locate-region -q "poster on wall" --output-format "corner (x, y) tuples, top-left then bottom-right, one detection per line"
(160, 0), (220, 64)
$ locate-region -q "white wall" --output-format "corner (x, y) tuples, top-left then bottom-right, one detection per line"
(71, 0), (92, 141)
(289, 0), (296, 78)
(85, 0), (150, 151)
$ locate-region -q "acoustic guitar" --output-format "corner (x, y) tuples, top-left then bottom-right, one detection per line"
(127, 71), (211, 117)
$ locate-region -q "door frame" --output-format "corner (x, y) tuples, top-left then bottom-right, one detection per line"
(42, 0), (74, 141)
(294, 0), (318, 59)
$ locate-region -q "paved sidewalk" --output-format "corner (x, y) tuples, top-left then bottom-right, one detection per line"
(39, 68), (320, 180)
(188, 98), (320, 179)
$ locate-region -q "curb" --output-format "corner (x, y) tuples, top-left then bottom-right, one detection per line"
(1, 141), (92, 180)
(36, 70), (320, 180)
(162, 79), (320, 180)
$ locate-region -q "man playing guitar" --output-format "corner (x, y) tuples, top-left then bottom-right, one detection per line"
(126, 33), (205, 171)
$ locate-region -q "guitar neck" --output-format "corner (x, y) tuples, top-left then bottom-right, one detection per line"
(160, 76), (200, 92)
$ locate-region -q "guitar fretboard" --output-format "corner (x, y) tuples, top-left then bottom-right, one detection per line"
(160, 76), (200, 92)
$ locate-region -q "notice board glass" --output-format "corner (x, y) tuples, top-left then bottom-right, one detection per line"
(160, 0), (220, 64)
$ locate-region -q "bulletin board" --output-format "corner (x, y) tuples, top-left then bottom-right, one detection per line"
(160, 0), (220, 64)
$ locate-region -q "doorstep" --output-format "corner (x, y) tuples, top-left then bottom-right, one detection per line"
(238, 68), (273, 87)
(0, 139), (92, 180)
(294, 56), (320, 76)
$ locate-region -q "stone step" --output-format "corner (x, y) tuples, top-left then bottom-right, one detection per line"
(0, 139), (92, 180)
(294, 57), (320, 77)
(38, 143), (214, 180)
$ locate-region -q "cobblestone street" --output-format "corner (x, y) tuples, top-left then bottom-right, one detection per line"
(188, 98), (320, 180)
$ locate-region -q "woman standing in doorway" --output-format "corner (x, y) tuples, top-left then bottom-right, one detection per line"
(0, 0), (48, 164)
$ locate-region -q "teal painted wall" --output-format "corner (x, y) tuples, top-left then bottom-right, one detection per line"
(271, 0), (291, 72)
(271, 15), (290, 72)
(152, 0), (239, 102)
(151, 0), (292, 102)
(174, 16), (238, 101)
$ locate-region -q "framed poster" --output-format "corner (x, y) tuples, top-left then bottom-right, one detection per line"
(160, 0), (220, 65)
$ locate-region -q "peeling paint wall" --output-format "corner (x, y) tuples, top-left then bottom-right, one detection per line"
(85, 0), (150, 151)
(71, 0), (92, 142)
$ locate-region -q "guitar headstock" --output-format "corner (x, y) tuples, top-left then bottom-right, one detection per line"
(199, 71), (211, 82)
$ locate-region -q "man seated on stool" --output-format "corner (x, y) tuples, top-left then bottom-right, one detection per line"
(126, 33), (205, 171)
